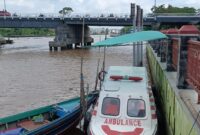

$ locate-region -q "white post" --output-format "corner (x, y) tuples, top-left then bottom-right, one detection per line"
(140, 9), (143, 66)
(131, 3), (136, 66)
(4, 0), (6, 11)
(136, 5), (140, 66)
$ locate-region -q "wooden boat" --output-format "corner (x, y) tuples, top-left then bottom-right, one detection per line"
(0, 91), (98, 135)
(88, 66), (157, 135)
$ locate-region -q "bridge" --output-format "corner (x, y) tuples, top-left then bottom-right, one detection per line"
(0, 14), (200, 28)
(0, 14), (134, 28)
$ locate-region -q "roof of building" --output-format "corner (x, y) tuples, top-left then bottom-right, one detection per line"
(179, 25), (200, 34)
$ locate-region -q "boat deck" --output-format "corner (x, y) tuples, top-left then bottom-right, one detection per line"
(18, 119), (49, 131)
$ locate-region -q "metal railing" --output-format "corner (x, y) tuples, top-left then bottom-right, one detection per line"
(0, 13), (130, 19)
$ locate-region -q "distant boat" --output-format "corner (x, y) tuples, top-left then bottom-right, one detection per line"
(0, 91), (98, 135)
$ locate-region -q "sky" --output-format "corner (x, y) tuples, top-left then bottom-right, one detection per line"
(0, 0), (200, 15)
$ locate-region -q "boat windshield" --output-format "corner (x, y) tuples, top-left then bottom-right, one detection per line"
(101, 97), (120, 116)
(127, 99), (146, 117)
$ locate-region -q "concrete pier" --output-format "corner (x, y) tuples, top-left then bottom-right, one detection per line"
(0, 37), (6, 45)
(49, 24), (93, 51)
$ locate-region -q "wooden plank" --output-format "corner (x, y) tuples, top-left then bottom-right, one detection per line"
(18, 120), (49, 131)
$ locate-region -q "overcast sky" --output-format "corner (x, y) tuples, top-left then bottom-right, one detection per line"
(0, 0), (200, 15)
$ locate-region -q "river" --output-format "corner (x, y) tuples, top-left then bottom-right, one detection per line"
(0, 36), (133, 117)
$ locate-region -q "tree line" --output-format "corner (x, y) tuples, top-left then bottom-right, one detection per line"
(0, 28), (55, 37)
(0, 7), (73, 37)
(151, 4), (197, 14)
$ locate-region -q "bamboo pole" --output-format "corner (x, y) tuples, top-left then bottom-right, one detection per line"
(80, 57), (86, 130)
(94, 59), (100, 91)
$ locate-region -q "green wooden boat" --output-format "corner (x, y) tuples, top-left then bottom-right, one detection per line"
(0, 91), (98, 135)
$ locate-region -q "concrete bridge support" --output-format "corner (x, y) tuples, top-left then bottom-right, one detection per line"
(49, 24), (93, 51)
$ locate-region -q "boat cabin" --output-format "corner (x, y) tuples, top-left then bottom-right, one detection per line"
(88, 66), (157, 135)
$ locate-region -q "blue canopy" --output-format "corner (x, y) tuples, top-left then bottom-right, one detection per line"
(93, 31), (167, 47)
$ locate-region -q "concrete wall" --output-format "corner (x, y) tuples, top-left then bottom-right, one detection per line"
(146, 46), (200, 135)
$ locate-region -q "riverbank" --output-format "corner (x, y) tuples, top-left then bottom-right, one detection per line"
(0, 28), (55, 37)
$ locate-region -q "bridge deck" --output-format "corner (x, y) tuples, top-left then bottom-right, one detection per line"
(0, 15), (200, 28)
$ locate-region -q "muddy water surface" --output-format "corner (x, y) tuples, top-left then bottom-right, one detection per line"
(0, 36), (132, 117)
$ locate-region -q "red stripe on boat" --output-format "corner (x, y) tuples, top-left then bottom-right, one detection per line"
(110, 76), (143, 81)
(150, 98), (155, 102)
(110, 75), (123, 80)
(128, 77), (143, 81)
(92, 110), (97, 116)
(151, 106), (156, 110)
(151, 114), (157, 119)
(95, 102), (98, 107)
(101, 125), (143, 135)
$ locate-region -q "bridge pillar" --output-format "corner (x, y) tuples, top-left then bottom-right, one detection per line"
(54, 47), (58, 51)
(49, 46), (53, 51)
(75, 43), (79, 49)
(49, 24), (93, 50)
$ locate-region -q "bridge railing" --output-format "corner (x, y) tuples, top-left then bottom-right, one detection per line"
(0, 13), (130, 19)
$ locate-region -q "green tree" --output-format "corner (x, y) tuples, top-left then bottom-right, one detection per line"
(59, 7), (73, 17)
(120, 26), (132, 34)
(151, 4), (196, 14)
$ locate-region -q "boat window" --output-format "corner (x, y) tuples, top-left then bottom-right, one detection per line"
(127, 99), (146, 117)
(101, 97), (120, 116)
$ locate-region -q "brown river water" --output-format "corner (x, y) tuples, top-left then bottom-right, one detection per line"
(0, 36), (133, 118)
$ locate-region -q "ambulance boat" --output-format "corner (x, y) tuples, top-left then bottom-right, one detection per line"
(88, 66), (157, 135)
